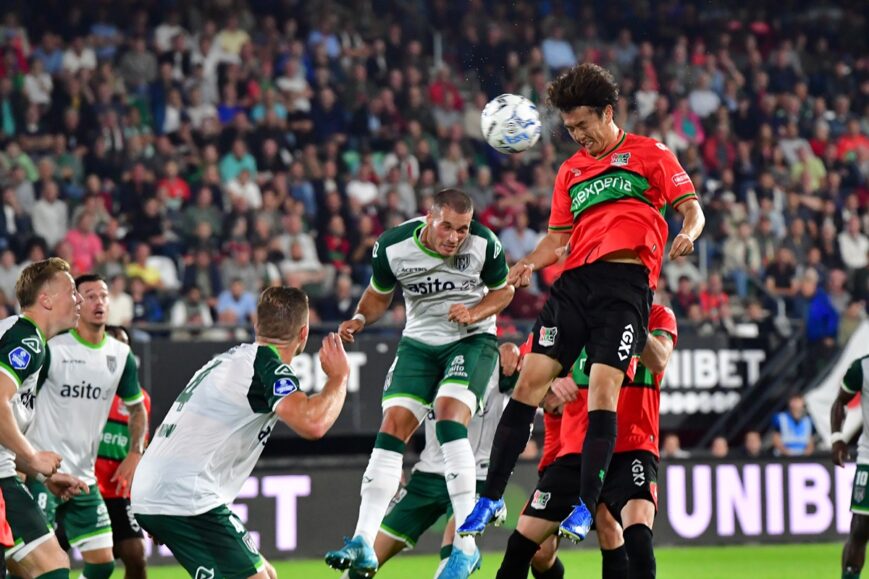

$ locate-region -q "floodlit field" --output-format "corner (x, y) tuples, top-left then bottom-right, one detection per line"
(135, 542), (839, 578)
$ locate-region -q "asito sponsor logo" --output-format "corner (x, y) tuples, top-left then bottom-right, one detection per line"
(61, 381), (112, 400)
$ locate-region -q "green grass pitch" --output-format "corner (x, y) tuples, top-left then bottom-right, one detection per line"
(134, 542), (839, 578)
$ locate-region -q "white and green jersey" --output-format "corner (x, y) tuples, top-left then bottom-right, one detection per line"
(0, 315), (48, 478)
(414, 368), (508, 480)
(371, 218), (509, 346)
(131, 343), (301, 516)
(842, 355), (869, 464)
(27, 329), (143, 486)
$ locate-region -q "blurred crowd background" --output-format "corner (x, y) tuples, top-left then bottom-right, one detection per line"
(0, 0), (866, 367)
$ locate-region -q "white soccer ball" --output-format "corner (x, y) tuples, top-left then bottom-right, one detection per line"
(481, 93), (542, 154)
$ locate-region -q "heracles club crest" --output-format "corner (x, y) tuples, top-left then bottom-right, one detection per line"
(106, 355), (117, 373)
(452, 254), (471, 271)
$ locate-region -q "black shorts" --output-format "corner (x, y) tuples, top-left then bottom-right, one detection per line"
(599, 451), (659, 524)
(105, 497), (145, 543)
(522, 454), (582, 522)
(532, 262), (651, 377)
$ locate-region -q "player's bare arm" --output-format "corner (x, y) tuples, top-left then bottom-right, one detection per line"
(276, 333), (349, 440)
(339, 287), (393, 343)
(0, 373), (61, 478)
(507, 231), (570, 288)
(112, 400), (148, 496)
(831, 387), (855, 467)
(639, 333), (675, 375)
(448, 285), (514, 325)
(669, 199), (705, 260)
(46, 471), (90, 500)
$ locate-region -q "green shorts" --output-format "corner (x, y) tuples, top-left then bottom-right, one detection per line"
(135, 505), (264, 579)
(26, 480), (113, 552)
(380, 471), (484, 548)
(383, 334), (499, 420)
(852, 464), (869, 514)
(1, 476), (53, 562)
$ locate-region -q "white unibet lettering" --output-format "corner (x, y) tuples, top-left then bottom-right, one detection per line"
(718, 350), (741, 388)
(292, 352), (367, 393)
(765, 464), (785, 534)
(836, 463), (857, 533)
(667, 465), (712, 539)
(742, 350), (765, 385)
(716, 464), (762, 536)
(229, 477), (260, 549)
(693, 350), (717, 388)
(788, 463), (833, 534)
(262, 475), (311, 551)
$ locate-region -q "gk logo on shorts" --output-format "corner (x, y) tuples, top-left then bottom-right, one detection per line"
(632, 458), (646, 487)
(618, 324), (635, 361)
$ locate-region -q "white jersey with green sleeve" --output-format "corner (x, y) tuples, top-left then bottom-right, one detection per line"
(131, 343), (300, 516)
(26, 329), (143, 486)
(370, 218), (509, 346)
(0, 315), (48, 478)
(842, 355), (869, 464)
(414, 366), (508, 480)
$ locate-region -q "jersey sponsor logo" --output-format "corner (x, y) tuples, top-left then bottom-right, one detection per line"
(446, 355), (467, 379)
(530, 490), (551, 510)
(452, 254), (471, 271)
(399, 267), (426, 274)
(102, 431), (129, 448)
(403, 277), (467, 295)
(106, 355), (117, 373)
(22, 337), (41, 353)
(62, 359), (86, 364)
(274, 364), (294, 376)
(671, 171), (692, 187)
(570, 173), (636, 214)
(8, 346), (31, 370)
(273, 378), (298, 396)
(610, 152), (631, 166)
(61, 382), (111, 400)
(618, 324), (635, 361)
(632, 458), (646, 487)
(195, 567), (215, 579)
(539, 326), (558, 347)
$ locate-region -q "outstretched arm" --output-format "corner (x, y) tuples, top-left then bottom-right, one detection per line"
(338, 287), (393, 343)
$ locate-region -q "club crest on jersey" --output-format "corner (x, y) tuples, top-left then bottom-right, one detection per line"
(22, 337), (41, 353)
(452, 254), (471, 271)
(106, 355), (117, 373)
(273, 378), (298, 396)
(610, 152), (631, 166)
(530, 490), (551, 510)
(539, 326), (558, 347)
(9, 346), (31, 370)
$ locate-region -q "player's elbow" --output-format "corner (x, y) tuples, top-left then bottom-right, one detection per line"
(297, 420), (330, 440)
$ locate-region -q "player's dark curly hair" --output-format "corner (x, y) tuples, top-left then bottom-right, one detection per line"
(546, 63), (619, 117)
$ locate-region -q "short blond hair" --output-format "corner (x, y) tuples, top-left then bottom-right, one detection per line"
(256, 287), (309, 341)
(16, 258), (71, 308)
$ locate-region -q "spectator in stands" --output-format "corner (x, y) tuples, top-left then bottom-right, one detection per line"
(170, 285), (217, 340)
(500, 212), (540, 266)
(0, 249), (20, 302)
(64, 211), (103, 275)
(838, 299), (866, 346)
(770, 394), (816, 456)
(317, 274), (357, 322)
(107, 274), (133, 327)
(671, 275), (700, 319)
(129, 275), (163, 324)
(741, 431), (764, 458)
(216, 277), (257, 327)
(839, 215), (869, 272)
(30, 179), (67, 249)
(710, 437), (730, 458)
(661, 433), (690, 459)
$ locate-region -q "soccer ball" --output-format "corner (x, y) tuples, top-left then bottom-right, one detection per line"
(481, 94), (542, 154)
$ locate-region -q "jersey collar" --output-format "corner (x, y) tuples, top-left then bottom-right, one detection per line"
(414, 223), (447, 259)
(70, 328), (107, 349)
(594, 129), (626, 160)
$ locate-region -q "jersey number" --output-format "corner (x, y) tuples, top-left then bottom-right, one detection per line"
(175, 359), (223, 411)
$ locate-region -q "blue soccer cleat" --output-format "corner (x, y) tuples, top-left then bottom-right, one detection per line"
(325, 535), (379, 577)
(457, 497), (506, 537)
(439, 546), (482, 579)
(558, 500), (593, 543)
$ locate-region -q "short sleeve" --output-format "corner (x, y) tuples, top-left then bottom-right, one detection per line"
(0, 331), (44, 388)
(370, 235), (397, 294)
(118, 351), (144, 404)
(253, 346), (301, 412)
(842, 359), (866, 394)
(649, 305), (678, 346)
(649, 143), (697, 210)
(548, 164), (574, 232)
(481, 228), (509, 289)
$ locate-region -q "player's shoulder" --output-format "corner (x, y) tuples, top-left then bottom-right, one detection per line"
(378, 217), (424, 249)
(846, 354), (869, 375)
(650, 304), (677, 324)
(624, 132), (671, 154)
(556, 149), (592, 176)
(104, 334), (132, 356)
(0, 315), (40, 342)
(252, 343), (297, 376)
(470, 219), (499, 243)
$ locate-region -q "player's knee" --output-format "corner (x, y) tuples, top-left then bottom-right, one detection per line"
(530, 535), (557, 570)
(597, 522), (624, 551)
(117, 540), (147, 576)
(379, 407), (418, 442)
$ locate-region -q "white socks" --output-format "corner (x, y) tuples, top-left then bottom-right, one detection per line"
(353, 448), (404, 545)
(441, 437), (478, 554)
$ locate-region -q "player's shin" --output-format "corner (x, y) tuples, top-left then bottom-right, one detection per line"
(579, 409), (617, 510)
(531, 557), (564, 579)
(437, 421), (477, 555)
(601, 546), (629, 579)
(353, 432), (406, 545)
(496, 531), (539, 579)
(623, 524), (655, 579)
(482, 399), (537, 499)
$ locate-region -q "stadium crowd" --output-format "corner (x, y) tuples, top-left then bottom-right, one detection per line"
(0, 0), (866, 348)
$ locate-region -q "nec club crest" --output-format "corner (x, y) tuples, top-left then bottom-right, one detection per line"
(610, 152), (631, 167)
